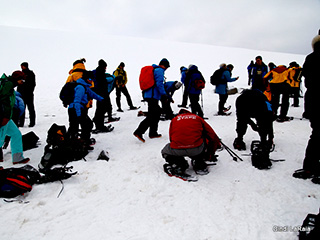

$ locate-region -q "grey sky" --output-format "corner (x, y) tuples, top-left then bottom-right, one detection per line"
(1, 0), (319, 54)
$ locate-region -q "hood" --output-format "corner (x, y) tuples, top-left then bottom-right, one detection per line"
(312, 35), (320, 52)
(272, 65), (288, 74)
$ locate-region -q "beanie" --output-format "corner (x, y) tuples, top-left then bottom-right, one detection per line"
(21, 62), (29, 68)
(119, 62), (125, 67)
(312, 35), (320, 51)
(98, 59), (107, 68)
(11, 71), (26, 81)
(159, 58), (170, 68)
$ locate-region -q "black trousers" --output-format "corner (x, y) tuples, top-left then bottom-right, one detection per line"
(189, 93), (203, 118)
(93, 95), (112, 129)
(116, 86), (133, 109)
(19, 93), (36, 126)
(68, 107), (93, 142)
(303, 118), (320, 174)
(134, 98), (161, 136)
(218, 94), (228, 114)
(270, 82), (290, 118)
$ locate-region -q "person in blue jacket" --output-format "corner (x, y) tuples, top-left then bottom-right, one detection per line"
(162, 81), (182, 120)
(248, 56), (268, 91)
(134, 58), (170, 142)
(185, 65), (205, 118)
(215, 64), (239, 115)
(68, 71), (104, 146)
(178, 66), (188, 108)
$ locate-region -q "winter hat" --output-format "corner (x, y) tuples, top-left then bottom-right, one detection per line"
(119, 62), (125, 67)
(159, 58), (170, 68)
(73, 58), (86, 66)
(21, 62), (29, 68)
(11, 71), (26, 81)
(98, 59), (107, 68)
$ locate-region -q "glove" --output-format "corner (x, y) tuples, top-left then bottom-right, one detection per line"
(0, 118), (9, 127)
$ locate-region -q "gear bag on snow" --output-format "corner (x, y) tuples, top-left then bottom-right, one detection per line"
(0, 165), (40, 198)
(38, 123), (89, 172)
(59, 82), (85, 108)
(22, 131), (40, 151)
(250, 140), (272, 170)
(139, 66), (156, 91)
(210, 68), (226, 86)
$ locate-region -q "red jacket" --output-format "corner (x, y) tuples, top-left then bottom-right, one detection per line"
(169, 112), (220, 151)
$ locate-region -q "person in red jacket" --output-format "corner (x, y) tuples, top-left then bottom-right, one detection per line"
(161, 109), (221, 179)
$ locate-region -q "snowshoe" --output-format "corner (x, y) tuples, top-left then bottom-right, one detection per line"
(92, 125), (114, 134)
(215, 112), (232, 116)
(276, 116), (294, 123)
(128, 106), (140, 110)
(293, 169), (315, 179)
(311, 176), (320, 184)
(223, 105), (231, 113)
(233, 138), (246, 151)
(163, 164), (198, 182)
(105, 117), (120, 123)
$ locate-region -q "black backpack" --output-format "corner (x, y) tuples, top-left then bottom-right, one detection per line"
(59, 82), (85, 108)
(0, 165), (40, 198)
(38, 124), (89, 172)
(250, 140), (272, 170)
(210, 68), (226, 85)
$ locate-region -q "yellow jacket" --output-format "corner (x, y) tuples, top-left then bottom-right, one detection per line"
(66, 63), (86, 83)
(287, 67), (302, 88)
(113, 67), (128, 87)
(263, 65), (289, 84)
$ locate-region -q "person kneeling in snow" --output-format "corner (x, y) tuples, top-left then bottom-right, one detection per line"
(161, 109), (221, 179)
(233, 89), (274, 151)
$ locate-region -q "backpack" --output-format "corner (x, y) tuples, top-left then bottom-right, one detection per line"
(105, 73), (116, 93)
(139, 66), (156, 91)
(194, 79), (205, 90)
(38, 123), (89, 172)
(210, 68), (226, 85)
(59, 82), (85, 108)
(22, 131), (40, 151)
(0, 165), (40, 198)
(250, 140), (272, 170)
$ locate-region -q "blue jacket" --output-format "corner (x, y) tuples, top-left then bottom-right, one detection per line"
(186, 65), (204, 95)
(143, 64), (167, 100)
(215, 70), (237, 95)
(180, 67), (187, 85)
(69, 78), (104, 117)
(14, 91), (25, 117)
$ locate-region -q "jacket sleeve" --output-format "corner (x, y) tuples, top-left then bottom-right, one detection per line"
(153, 68), (167, 96)
(87, 88), (104, 101)
(73, 85), (86, 117)
(223, 71), (237, 83)
(202, 119), (221, 151)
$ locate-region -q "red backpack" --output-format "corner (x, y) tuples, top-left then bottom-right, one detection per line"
(139, 66), (157, 91)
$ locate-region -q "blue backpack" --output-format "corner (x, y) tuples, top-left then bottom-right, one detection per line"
(105, 73), (115, 93)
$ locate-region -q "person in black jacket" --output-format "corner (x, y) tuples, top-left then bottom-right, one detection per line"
(293, 33), (320, 183)
(233, 89), (274, 151)
(17, 62), (36, 127)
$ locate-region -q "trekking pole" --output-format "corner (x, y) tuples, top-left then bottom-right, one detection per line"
(220, 140), (243, 162)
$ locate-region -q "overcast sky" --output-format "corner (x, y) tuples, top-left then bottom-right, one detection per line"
(1, 0), (320, 55)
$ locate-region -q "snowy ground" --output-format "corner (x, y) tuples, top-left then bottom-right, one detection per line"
(0, 26), (318, 240)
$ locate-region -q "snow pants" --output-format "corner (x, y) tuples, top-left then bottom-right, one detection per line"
(0, 120), (25, 163)
(116, 86), (133, 109)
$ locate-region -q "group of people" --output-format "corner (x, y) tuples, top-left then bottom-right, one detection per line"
(0, 62), (36, 164)
(1, 33), (319, 184)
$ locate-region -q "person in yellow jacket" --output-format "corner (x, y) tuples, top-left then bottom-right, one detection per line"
(113, 62), (138, 112)
(263, 65), (291, 122)
(287, 62), (302, 107)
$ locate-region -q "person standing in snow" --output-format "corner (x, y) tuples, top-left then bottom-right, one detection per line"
(0, 71), (30, 164)
(214, 64), (239, 115)
(293, 33), (320, 183)
(178, 66), (189, 108)
(67, 71), (104, 147)
(113, 62), (138, 112)
(248, 56), (268, 91)
(161, 109), (221, 179)
(133, 58), (170, 142)
(185, 65), (205, 118)
(17, 62), (36, 127)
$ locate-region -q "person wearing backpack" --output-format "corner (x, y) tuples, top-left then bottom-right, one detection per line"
(214, 64), (239, 115)
(67, 71), (104, 146)
(293, 33), (320, 183)
(17, 62), (36, 127)
(185, 65), (205, 118)
(177, 66), (189, 108)
(113, 62), (138, 112)
(0, 71), (30, 164)
(287, 61), (302, 107)
(92, 59), (118, 131)
(133, 58), (170, 142)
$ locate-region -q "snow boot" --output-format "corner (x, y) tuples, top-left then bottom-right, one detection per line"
(163, 164), (198, 182)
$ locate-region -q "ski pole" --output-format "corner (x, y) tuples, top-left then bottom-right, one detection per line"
(220, 140), (243, 162)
